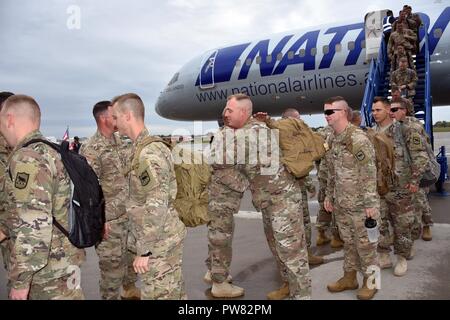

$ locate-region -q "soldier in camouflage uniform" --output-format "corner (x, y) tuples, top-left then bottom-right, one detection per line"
(323, 97), (380, 300)
(0, 95), (85, 300)
(0, 91), (14, 287)
(205, 124), (248, 298)
(388, 23), (417, 66)
(222, 94), (311, 300)
(390, 57), (418, 100)
(80, 100), (139, 300)
(377, 99), (429, 276)
(111, 93), (187, 300)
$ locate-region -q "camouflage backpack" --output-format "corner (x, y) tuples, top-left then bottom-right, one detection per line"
(265, 117), (326, 178)
(340, 126), (396, 196)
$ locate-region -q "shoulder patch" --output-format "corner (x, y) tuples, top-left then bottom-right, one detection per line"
(139, 170), (150, 186)
(15, 172), (29, 189)
(355, 150), (366, 162)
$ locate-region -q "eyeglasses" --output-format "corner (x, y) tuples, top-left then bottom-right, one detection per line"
(324, 109), (343, 116)
(390, 107), (405, 113)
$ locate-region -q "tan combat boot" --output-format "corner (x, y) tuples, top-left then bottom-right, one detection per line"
(121, 284), (141, 300)
(308, 248), (324, 265)
(316, 230), (331, 246)
(203, 270), (232, 284)
(379, 252), (393, 269)
(267, 282), (289, 300)
(422, 226), (432, 241)
(394, 255), (407, 276)
(211, 281), (244, 298)
(407, 244), (415, 260)
(327, 271), (359, 292)
(356, 277), (377, 300)
(330, 234), (344, 249)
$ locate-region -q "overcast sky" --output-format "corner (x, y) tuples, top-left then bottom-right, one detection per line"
(1, 0), (449, 139)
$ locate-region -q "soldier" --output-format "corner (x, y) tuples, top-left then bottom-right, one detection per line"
(204, 125), (248, 298)
(0, 91), (14, 285)
(391, 87), (414, 115)
(0, 95), (85, 299)
(371, 97), (395, 269)
(223, 94), (311, 300)
(390, 45), (415, 72)
(350, 110), (362, 127)
(111, 93), (187, 300)
(391, 57), (418, 100)
(324, 96), (380, 300)
(80, 101), (140, 300)
(388, 23), (417, 66)
(378, 98), (429, 275)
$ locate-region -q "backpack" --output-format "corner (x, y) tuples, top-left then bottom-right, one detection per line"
(129, 136), (210, 227)
(337, 126), (396, 196)
(266, 118), (326, 178)
(22, 139), (105, 248)
(395, 123), (440, 188)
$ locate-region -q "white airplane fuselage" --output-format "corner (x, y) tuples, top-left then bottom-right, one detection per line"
(156, 4), (450, 121)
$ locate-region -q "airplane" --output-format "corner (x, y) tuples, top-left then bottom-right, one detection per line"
(155, 2), (450, 123)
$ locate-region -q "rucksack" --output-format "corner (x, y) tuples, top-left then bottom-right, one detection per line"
(129, 136), (211, 227)
(395, 123), (440, 188)
(337, 126), (396, 196)
(21, 139), (105, 248)
(266, 118), (326, 178)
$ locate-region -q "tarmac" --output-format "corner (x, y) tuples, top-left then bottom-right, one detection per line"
(1, 133), (450, 300)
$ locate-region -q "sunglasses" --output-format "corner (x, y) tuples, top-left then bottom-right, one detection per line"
(324, 109), (343, 116)
(390, 107), (405, 113)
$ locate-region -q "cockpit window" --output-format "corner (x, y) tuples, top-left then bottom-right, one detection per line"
(168, 72), (179, 86)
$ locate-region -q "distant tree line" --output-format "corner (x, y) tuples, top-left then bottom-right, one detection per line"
(434, 121), (450, 127)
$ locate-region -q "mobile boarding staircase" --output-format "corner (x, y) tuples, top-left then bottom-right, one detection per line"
(360, 25), (448, 195)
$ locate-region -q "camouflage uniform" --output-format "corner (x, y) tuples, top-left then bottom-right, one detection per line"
(326, 124), (380, 275)
(403, 117), (434, 239)
(238, 119), (311, 299)
(4, 130), (86, 299)
(127, 128), (187, 300)
(390, 68), (418, 99)
(378, 121), (429, 258)
(207, 126), (248, 283)
(80, 131), (136, 300)
(299, 175), (315, 248)
(0, 133), (12, 290)
(388, 29), (417, 59)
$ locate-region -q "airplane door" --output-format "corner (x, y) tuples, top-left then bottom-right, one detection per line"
(199, 50), (218, 90)
(364, 10), (388, 61)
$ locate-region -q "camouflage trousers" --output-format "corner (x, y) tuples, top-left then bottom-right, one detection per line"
(379, 188), (415, 258)
(252, 177), (311, 299)
(29, 273), (85, 300)
(124, 226), (139, 288)
(300, 186), (312, 248)
(377, 197), (392, 251)
(315, 188), (340, 238)
(411, 188), (433, 240)
(95, 217), (137, 299)
(206, 177), (244, 283)
(141, 241), (187, 300)
(334, 204), (379, 275)
(0, 240), (11, 292)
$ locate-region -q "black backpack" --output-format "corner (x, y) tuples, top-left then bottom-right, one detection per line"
(21, 139), (105, 248)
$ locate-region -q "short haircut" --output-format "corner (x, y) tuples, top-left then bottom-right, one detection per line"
(399, 56), (408, 62)
(1, 94), (41, 123)
(93, 100), (111, 121)
(111, 93), (145, 120)
(0, 91), (14, 111)
(373, 96), (390, 106)
(391, 98), (407, 109)
(324, 96), (346, 105)
(351, 110), (361, 122)
(227, 93), (252, 115)
(281, 108), (300, 119)
(387, 10), (393, 16)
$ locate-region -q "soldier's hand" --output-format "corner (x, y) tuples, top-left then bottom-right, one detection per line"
(365, 207), (377, 218)
(103, 222), (111, 240)
(253, 112), (268, 122)
(308, 189), (317, 198)
(9, 288), (29, 300)
(407, 183), (419, 193)
(133, 256), (150, 274)
(324, 197), (333, 213)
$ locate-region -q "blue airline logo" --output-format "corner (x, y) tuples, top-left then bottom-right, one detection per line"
(195, 8), (450, 87)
